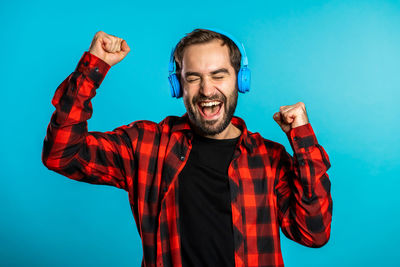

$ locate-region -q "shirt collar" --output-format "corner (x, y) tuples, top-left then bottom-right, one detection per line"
(171, 113), (256, 154)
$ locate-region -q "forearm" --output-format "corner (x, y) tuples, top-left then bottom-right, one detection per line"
(42, 52), (110, 168)
(41, 52), (134, 190)
(276, 123), (332, 247)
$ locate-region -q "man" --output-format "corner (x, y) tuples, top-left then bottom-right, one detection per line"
(42, 29), (332, 267)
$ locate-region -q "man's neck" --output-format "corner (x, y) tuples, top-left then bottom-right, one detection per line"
(200, 123), (242, 140)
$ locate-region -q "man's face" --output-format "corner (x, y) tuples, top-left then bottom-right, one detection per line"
(180, 39), (238, 137)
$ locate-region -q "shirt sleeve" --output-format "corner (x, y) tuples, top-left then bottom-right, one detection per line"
(274, 123), (332, 247)
(41, 52), (138, 191)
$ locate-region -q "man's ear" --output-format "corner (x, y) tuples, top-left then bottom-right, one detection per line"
(177, 70), (183, 85)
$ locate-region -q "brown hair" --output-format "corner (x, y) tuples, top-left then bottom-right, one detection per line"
(173, 29), (242, 81)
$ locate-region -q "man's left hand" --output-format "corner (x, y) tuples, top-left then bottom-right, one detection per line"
(273, 102), (309, 134)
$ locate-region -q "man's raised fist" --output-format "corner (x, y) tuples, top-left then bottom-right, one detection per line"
(89, 31), (130, 67)
(273, 102), (309, 133)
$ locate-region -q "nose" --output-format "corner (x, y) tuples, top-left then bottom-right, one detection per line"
(199, 77), (215, 97)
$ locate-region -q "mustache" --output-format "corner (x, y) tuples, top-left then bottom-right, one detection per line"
(192, 94), (226, 105)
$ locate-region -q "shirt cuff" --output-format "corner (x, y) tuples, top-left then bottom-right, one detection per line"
(75, 51), (111, 87)
(286, 123), (318, 153)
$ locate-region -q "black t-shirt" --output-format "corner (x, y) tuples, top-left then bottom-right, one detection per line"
(178, 133), (239, 267)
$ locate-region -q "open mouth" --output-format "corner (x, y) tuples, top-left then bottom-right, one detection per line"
(197, 101), (223, 120)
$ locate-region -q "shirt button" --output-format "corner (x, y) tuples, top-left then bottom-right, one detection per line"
(180, 155), (185, 161)
(83, 61), (89, 66)
(94, 67), (99, 72)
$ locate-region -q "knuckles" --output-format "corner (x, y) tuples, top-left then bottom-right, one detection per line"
(94, 31), (119, 42)
(279, 102), (306, 114)
(297, 101), (306, 109)
(95, 30), (105, 37)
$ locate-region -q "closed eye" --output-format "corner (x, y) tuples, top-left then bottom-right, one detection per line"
(186, 78), (200, 83)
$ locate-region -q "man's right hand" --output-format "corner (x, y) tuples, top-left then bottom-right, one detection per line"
(89, 31), (130, 67)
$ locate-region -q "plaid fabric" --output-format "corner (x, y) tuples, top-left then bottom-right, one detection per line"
(42, 52), (332, 267)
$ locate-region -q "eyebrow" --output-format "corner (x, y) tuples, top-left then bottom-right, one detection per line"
(184, 68), (230, 78)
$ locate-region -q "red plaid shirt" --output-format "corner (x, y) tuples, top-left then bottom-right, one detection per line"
(42, 52), (332, 267)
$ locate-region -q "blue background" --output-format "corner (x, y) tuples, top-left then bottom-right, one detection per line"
(1, 0), (399, 266)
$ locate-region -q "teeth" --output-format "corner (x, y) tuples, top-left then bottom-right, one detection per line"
(200, 101), (220, 107)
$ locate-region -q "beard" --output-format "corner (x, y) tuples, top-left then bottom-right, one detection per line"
(184, 85), (238, 136)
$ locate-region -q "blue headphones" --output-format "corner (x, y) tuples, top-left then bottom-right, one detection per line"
(168, 28), (251, 98)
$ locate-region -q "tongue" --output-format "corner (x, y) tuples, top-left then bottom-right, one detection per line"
(203, 105), (220, 117)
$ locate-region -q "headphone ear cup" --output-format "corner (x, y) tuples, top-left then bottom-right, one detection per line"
(237, 67), (251, 93)
(168, 73), (182, 98)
